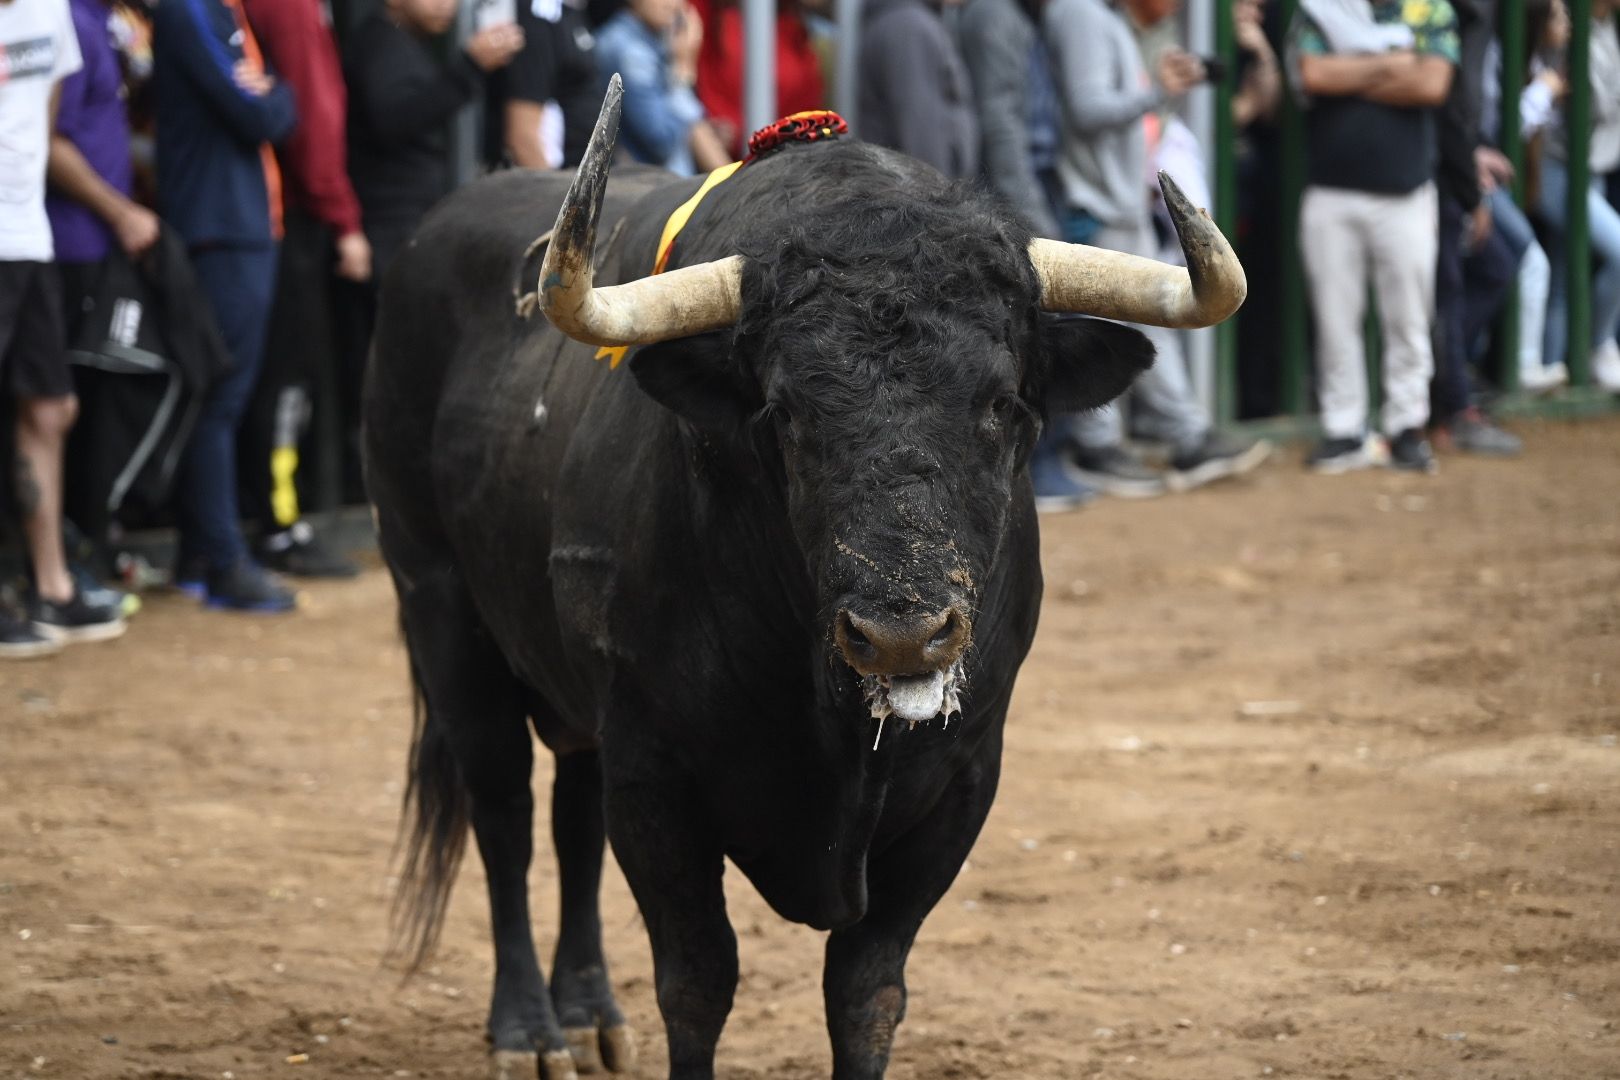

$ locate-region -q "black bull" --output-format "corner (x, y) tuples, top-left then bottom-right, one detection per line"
(365, 120), (1234, 1078)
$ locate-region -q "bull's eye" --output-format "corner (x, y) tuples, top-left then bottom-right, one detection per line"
(983, 394), (1019, 434)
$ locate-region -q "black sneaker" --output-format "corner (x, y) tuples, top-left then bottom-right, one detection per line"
(29, 590), (128, 644)
(1, 607), (62, 660)
(1307, 434), (1387, 475)
(206, 559), (297, 613)
(1069, 444), (1167, 499)
(1389, 428), (1438, 474)
(257, 521), (359, 579)
(1169, 431), (1273, 490)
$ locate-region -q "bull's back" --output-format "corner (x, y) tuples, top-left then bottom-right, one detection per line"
(365, 166), (685, 721)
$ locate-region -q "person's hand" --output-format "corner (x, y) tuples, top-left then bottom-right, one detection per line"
(233, 59), (274, 96)
(1536, 67), (1569, 100)
(115, 203), (160, 257)
(335, 231), (372, 282)
(1157, 49), (1207, 98)
(1234, 0), (1269, 53)
(466, 22), (525, 72)
(671, 4), (703, 85)
(1474, 145), (1514, 192)
(1467, 199), (1493, 252)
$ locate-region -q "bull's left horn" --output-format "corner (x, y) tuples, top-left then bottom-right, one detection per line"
(538, 74), (743, 347)
(1028, 172), (1246, 329)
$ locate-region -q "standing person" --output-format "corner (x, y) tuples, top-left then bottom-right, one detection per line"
(345, 0), (523, 277)
(691, 0), (825, 157)
(958, 0), (1096, 510)
(152, 0), (298, 609)
(0, 0), (126, 657)
(239, 0), (367, 579)
(858, 0), (977, 179)
(594, 0), (729, 175)
(1044, 0), (1269, 495)
(504, 0), (601, 169)
(1290, 0), (1458, 473)
(1538, 0), (1620, 390)
(1429, 0), (1522, 454)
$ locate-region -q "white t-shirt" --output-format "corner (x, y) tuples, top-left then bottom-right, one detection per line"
(0, 0), (83, 262)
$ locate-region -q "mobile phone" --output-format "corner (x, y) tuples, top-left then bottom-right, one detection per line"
(474, 0), (517, 32)
(1199, 55), (1227, 82)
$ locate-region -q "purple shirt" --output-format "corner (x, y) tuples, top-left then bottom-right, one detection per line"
(46, 0), (134, 263)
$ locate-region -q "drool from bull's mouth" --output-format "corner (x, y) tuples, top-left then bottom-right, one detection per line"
(862, 665), (965, 748)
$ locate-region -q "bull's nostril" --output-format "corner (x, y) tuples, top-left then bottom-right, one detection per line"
(929, 612), (960, 650)
(839, 612), (876, 658)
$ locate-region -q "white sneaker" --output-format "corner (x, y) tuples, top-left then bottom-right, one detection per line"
(1592, 340), (1620, 392)
(1520, 360), (1568, 393)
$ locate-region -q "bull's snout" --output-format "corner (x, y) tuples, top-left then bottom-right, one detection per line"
(835, 606), (970, 676)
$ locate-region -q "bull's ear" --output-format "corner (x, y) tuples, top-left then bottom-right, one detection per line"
(1037, 314), (1156, 413)
(629, 330), (757, 432)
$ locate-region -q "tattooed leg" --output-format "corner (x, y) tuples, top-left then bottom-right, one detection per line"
(15, 396), (78, 603)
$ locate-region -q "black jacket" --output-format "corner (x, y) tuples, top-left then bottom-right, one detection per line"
(1437, 0), (1495, 210)
(344, 12), (484, 271)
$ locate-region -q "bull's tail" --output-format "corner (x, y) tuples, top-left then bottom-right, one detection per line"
(387, 650), (471, 974)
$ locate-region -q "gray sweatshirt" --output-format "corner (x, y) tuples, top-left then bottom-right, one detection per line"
(1042, 0), (1162, 228)
(858, 0), (979, 178)
(1548, 17), (1620, 174)
(958, 0), (1062, 237)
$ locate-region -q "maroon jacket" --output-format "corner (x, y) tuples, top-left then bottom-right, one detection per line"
(242, 0), (362, 238)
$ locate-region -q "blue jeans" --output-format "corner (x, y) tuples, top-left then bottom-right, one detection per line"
(1539, 158), (1620, 368)
(177, 243), (279, 571)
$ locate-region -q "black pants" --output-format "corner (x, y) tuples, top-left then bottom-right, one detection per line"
(1432, 195), (1475, 424)
(238, 209), (335, 534)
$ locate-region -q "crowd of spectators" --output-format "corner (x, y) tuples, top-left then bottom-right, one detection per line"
(1, 0), (1615, 657)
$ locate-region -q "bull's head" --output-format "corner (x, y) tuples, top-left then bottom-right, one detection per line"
(539, 78), (1246, 729)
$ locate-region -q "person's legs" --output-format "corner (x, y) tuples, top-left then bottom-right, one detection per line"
(178, 243), (294, 610)
(1539, 156), (1571, 372)
(1300, 186), (1374, 441)
(0, 262), (124, 643)
(1431, 194), (1472, 425)
(1366, 183), (1440, 467)
(240, 211), (357, 576)
(1582, 175), (1620, 346)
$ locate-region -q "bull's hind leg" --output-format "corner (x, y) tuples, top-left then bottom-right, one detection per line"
(396, 571), (577, 1080)
(548, 749), (635, 1073)
(822, 747), (1003, 1080)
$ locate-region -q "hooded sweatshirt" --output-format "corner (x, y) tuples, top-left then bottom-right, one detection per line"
(858, 0), (978, 178)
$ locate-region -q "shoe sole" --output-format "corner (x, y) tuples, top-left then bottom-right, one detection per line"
(33, 618), (128, 644)
(0, 639), (65, 660)
(1171, 441), (1274, 491)
(1035, 494), (1093, 513)
(174, 581), (207, 601)
(205, 597), (298, 613)
(1069, 469), (1167, 499)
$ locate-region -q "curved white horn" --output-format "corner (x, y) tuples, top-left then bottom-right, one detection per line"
(1029, 172), (1246, 329)
(538, 74), (743, 348)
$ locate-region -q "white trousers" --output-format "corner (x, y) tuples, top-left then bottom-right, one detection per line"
(1301, 183), (1439, 439)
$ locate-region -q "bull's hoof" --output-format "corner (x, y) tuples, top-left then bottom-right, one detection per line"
(489, 1049), (537, 1080)
(563, 1027), (603, 1074)
(542, 1047), (581, 1080)
(600, 1024), (636, 1074)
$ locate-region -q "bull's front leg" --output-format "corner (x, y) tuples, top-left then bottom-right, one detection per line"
(823, 741), (1002, 1080)
(602, 731), (738, 1080)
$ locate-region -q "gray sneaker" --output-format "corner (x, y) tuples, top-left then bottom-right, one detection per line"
(1169, 431), (1273, 490)
(1069, 444), (1168, 499)
(1448, 412), (1522, 457)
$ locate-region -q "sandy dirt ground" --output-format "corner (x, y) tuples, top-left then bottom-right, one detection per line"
(3, 416), (1618, 1080)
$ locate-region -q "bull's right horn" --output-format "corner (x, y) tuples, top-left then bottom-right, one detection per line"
(538, 74), (744, 348)
(1028, 172), (1246, 329)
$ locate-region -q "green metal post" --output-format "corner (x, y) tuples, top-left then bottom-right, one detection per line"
(1496, 0), (1527, 391)
(1566, 0), (1593, 385)
(1278, 0), (1310, 416)
(1214, 0), (1239, 423)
